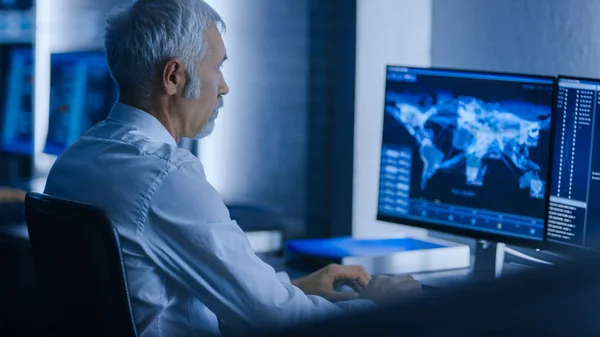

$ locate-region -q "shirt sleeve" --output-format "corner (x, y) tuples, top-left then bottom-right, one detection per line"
(140, 161), (373, 334)
(275, 272), (291, 284)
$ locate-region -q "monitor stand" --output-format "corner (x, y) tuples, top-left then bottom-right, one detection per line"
(414, 240), (506, 288)
(471, 240), (505, 280)
(469, 240), (571, 281)
(416, 240), (533, 288)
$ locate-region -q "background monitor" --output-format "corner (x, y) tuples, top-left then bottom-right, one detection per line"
(0, 0), (33, 10)
(377, 66), (555, 245)
(0, 43), (34, 155)
(44, 51), (117, 156)
(546, 76), (600, 250)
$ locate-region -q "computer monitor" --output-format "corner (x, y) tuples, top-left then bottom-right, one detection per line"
(0, 0), (34, 43)
(377, 66), (555, 251)
(0, 0), (33, 10)
(44, 51), (117, 156)
(0, 43), (34, 155)
(545, 76), (600, 251)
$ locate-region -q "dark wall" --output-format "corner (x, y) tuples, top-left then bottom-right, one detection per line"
(206, 0), (311, 227)
(306, 0), (357, 237)
(201, 0), (357, 238)
(431, 0), (600, 77)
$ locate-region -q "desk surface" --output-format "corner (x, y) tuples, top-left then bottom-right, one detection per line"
(258, 254), (315, 281)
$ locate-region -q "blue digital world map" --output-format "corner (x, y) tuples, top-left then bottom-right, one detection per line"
(385, 92), (550, 199)
(378, 69), (554, 239)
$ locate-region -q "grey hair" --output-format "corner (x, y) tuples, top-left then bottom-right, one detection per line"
(104, 0), (225, 104)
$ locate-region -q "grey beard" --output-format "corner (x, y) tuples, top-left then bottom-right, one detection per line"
(193, 96), (223, 139)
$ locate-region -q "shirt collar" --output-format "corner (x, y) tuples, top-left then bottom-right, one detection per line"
(107, 102), (178, 146)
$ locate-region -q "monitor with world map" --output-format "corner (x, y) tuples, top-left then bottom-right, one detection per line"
(376, 66), (555, 244)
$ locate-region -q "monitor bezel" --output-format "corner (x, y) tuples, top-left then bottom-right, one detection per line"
(376, 65), (556, 250)
(538, 74), (600, 254)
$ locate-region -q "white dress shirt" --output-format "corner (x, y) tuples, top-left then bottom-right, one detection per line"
(44, 103), (375, 337)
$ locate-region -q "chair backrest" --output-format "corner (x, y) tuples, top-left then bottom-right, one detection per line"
(25, 191), (138, 337)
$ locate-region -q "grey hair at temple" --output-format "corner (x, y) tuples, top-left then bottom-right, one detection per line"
(104, 0), (225, 105)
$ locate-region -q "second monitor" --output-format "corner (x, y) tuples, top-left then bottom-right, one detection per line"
(44, 51), (117, 156)
(546, 76), (600, 251)
(0, 43), (34, 155)
(377, 66), (555, 246)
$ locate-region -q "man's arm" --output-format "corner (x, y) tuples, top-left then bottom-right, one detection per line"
(140, 161), (373, 334)
(0, 187), (26, 203)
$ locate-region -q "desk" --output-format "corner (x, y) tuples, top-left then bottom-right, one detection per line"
(258, 253), (313, 281)
(258, 252), (532, 289)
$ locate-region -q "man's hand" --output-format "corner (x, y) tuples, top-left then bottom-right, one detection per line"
(358, 274), (422, 305)
(291, 264), (371, 302)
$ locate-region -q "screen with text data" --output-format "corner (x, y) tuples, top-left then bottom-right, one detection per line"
(377, 67), (555, 242)
(546, 77), (600, 250)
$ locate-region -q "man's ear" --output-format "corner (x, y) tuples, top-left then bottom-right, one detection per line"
(161, 57), (185, 96)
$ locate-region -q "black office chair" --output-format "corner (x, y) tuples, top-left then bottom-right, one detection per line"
(24, 191), (138, 337)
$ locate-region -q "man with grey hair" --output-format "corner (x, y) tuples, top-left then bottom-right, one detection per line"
(44, 0), (421, 336)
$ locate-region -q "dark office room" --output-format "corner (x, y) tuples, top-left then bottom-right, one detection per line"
(2, 0), (600, 336)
